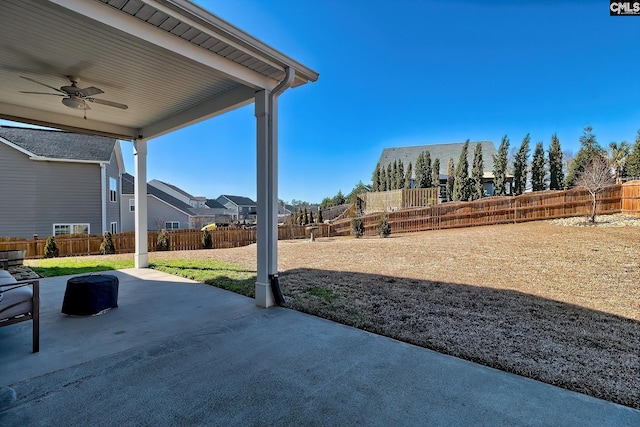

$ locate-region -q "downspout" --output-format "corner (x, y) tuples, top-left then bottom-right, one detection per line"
(269, 67), (295, 305)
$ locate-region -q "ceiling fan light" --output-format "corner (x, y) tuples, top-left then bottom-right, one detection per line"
(62, 97), (84, 109)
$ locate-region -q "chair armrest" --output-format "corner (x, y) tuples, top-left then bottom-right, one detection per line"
(0, 259), (8, 270)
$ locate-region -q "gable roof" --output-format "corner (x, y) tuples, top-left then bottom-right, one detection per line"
(205, 199), (226, 209)
(378, 141), (497, 176)
(219, 195), (257, 206)
(0, 126), (117, 163)
(155, 180), (196, 200)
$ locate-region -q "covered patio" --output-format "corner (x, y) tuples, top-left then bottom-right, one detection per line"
(0, 0), (318, 307)
(2, 271), (637, 426)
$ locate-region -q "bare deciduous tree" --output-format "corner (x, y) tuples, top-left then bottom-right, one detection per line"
(575, 157), (614, 223)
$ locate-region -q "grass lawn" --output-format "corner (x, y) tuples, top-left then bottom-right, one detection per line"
(27, 258), (256, 298)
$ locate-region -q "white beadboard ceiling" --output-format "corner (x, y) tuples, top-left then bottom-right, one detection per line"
(0, 0), (318, 140)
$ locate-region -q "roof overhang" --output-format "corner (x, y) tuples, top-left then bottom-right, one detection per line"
(0, 0), (318, 140)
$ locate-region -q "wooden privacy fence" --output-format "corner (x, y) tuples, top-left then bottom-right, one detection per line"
(330, 184), (627, 236)
(622, 180), (640, 214)
(364, 188), (439, 213)
(0, 225), (331, 259)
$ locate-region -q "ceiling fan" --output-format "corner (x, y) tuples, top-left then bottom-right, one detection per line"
(19, 75), (128, 118)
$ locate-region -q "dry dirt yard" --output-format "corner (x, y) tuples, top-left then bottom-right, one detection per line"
(155, 216), (640, 409)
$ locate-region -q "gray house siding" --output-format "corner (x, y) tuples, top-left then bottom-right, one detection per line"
(121, 194), (191, 231)
(105, 151), (121, 233)
(0, 143), (37, 238)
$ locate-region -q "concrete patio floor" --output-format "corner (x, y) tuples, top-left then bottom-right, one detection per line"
(1, 269), (639, 426)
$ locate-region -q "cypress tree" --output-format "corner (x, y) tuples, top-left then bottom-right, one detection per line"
(566, 125), (607, 188)
(303, 207), (309, 225)
(380, 168), (387, 191)
(309, 210), (315, 224)
(372, 163), (381, 192)
(446, 157), (455, 202)
(471, 143), (484, 200)
(531, 141), (546, 191)
(424, 151), (433, 188)
(548, 133), (564, 190)
(392, 161), (398, 190)
(397, 159), (405, 189)
(414, 152), (425, 188)
(453, 140), (470, 201)
(405, 162), (413, 189)
(387, 163), (393, 190)
(432, 158), (440, 193)
(513, 133), (530, 195)
(493, 135), (510, 196)
(317, 209), (324, 223)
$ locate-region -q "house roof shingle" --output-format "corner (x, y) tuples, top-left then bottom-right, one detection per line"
(205, 199), (226, 209)
(378, 141), (497, 177)
(219, 195), (256, 206)
(0, 126), (116, 162)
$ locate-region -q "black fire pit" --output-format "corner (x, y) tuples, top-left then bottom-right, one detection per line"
(62, 274), (119, 316)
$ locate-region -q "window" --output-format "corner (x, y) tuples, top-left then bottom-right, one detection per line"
(129, 199), (135, 212)
(165, 221), (180, 230)
(54, 223), (90, 236)
(110, 222), (118, 234)
(109, 177), (117, 202)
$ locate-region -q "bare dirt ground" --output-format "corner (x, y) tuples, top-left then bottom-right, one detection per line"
(138, 217), (640, 408)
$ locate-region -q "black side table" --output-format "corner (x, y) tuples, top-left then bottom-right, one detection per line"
(62, 274), (119, 316)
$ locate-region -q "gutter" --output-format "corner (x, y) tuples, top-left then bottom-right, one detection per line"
(268, 67), (295, 305)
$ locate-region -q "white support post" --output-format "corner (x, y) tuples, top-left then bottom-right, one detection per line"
(255, 89), (277, 308)
(134, 139), (149, 268)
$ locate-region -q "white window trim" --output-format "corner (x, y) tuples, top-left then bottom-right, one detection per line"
(165, 221), (180, 230)
(110, 222), (118, 234)
(109, 177), (118, 203)
(53, 223), (90, 236)
(129, 199), (135, 212)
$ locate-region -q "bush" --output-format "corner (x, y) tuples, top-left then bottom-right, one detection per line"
(44, 236), (59, 258)
(350, 217), (364, 238)
(99, 231), (116, 255)
(156, 230), (170, 251)
(377, 215), (391, 238)
(202, 229), (212, 249)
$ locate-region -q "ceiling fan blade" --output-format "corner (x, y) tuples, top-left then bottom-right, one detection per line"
(20, 75), (65, 94)
(20, 91), (65, 96)
(87, 98), (128, 110)
(77, 86), (104, 97)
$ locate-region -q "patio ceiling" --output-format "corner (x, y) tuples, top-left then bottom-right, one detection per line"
(0, 0), (318, 140)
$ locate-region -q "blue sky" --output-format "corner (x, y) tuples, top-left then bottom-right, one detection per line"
(4, 0), (639, 203)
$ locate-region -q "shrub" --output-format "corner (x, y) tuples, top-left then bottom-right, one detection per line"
(350, 217), (364, 238)
(156, 230), (170, 251)
(44, 236), (59, 258)
(202, 229), (212, 249)
(377, 215), (391, 238)
(99, 231), (116, 255)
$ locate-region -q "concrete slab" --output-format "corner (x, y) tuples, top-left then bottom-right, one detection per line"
(1, 269), (639, 426)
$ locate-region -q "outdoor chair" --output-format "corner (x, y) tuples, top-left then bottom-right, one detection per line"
(0, 269), (39, 353)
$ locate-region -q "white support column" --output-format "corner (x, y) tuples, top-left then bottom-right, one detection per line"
(134, 139), (149, 268)
(255, 89), (277, 308)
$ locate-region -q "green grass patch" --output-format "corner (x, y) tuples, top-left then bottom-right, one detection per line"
(304, 287), (336, 302)
(25, 257), (256, 298)
(26, 258), (134, 277)
(150, 259), (256, 298)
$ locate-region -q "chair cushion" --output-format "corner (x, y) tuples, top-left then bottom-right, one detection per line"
(0, 270), (17, 303)
(0, 285), (33, 319)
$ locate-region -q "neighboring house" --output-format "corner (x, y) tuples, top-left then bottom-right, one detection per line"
(148, 179), (208, 208)
(377, 141), (513, 196)
(0, 126), (123, 239)
(121, 175), (231, 231)
(216, 195), (257, 223)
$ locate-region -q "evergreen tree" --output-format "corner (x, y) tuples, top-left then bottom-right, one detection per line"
(405, 162), (413, 189)
(531, 141), (546, 191)
(397, 159), (405, 189)
(513, 133), (530, 195)
(470, 143), (484, 200)
(626, 130), (640, 178)
(453, 140), (470, 201)
(317, 209), (324, 223)
(392, 161), (398, 190)
(424, 151), (433, 188)
(432, 158), (440, 193)
(309, 210), (315, 224)
(446, 157), (455, 202)
(386, 163), (393, 190)
(565, 125), (607, 188)
(372, 163), (381, 192)
(548, 133), (564, 190)
(414, 152), (425, 188)
(493, 135), (510, 196)
(380, 168), (387, 191)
